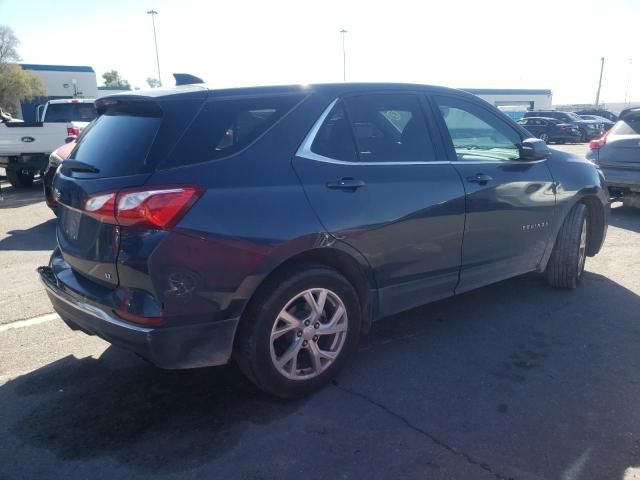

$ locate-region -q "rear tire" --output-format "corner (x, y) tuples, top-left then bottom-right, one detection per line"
(6, 169), (34, 188)
(546, 203), (588, 289)
(235, 264), (361, 398)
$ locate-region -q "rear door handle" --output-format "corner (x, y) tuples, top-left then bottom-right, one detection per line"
(466, 173), (493, 184)
(326, 178), (366, 190)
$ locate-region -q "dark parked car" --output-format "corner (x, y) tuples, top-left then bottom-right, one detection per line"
(579, 114), (615, 132)
(587, 107), (640, 207)
(517, 117), (581, 143)
(577, 109), (618, 123)
(38, 82), (609, 397)
(523, 110), (604, 141)
(43, 139), (75, 213)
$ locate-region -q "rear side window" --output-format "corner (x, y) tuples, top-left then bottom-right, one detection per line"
(343, 93), (435, 163)
(163, 95), (304, 168)
(68, 107), (161, 177)
(44, 103), (97, 123)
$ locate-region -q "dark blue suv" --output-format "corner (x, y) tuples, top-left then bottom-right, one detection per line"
(39, 82), (609, 397)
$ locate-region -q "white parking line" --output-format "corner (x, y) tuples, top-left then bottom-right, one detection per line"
(0, 313), (59, 333)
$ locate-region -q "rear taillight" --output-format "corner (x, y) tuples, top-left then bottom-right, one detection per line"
(589, 130), (611, 150)
(67, 126), (80, 137)
(83, 185), (203, 229)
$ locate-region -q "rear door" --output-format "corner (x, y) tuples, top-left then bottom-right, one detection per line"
(293, 92), (466, 317)
(430, 94), (556, 293)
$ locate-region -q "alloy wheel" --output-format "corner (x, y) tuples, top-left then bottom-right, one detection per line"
(269, 288), (348, 380)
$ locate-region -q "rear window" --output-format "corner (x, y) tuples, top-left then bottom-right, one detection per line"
(44, 103), (97, 123)
(610, 118), (640, 136)
(161, 94), (304, 168)
(68, 111), (161, 177)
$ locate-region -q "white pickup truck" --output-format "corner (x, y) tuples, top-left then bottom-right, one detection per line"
(0, 99), (96, 187)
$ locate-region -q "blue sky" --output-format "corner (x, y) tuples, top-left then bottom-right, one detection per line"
(1, 0), (638, 104)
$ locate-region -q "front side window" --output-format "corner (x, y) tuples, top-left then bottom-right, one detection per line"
(434, 96), (522, 162)
(343, 94), (434, 162)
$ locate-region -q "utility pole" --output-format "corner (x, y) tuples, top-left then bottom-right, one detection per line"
(340, 29), (348, 81)
(594, 57), (605, 107)
(624, 58), (632, 105)
(147, 10), (162, 87)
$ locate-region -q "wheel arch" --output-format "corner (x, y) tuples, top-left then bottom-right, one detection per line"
(239, 245), (377, 336)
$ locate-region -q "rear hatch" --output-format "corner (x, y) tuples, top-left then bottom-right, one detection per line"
(54, 91), (207, 289)
(599, 114), (640, 167)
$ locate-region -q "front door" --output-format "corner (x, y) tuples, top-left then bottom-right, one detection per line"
(293, 93), (466, 317)
(431, 95), (557, 294)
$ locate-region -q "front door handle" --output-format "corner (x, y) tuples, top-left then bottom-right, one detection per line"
(326, 178), (366, 191)
(466, 173), (494, 185)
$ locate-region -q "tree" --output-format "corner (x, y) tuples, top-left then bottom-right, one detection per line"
(146, 77), (160, 88)
(102, 70), (131, 89)
(0, 25), (45, 115)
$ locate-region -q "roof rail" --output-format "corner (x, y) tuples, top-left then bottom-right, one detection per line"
(173, 73), (205, 86)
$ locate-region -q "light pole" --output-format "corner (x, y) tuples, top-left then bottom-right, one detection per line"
(340, 29), (347, 81)
(624, 58), (632, 105)
(594, 57), (605, 107)
(147, 10), (162, 87)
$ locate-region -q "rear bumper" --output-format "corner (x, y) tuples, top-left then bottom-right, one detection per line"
(38, 266), (239, 369)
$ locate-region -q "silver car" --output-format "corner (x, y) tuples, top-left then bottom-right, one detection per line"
(587, 107), (640, 207)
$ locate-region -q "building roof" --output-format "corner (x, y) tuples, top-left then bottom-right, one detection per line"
(463, 88), (552, 96)
(20, 64), (95, 73)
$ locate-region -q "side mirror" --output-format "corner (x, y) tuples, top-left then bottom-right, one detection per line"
(520, 138), (550, 161)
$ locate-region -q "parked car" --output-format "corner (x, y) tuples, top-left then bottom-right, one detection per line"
(517, 117), (581, 143)
(576, 109), (618, 123)
(43, 139), (76, 213)
(523, 110), (604, 142)
(579, 114), (615, 132)
(586, 107), (640, 207)
(0, 99), (95, 188)
(38, 82), (609, 397)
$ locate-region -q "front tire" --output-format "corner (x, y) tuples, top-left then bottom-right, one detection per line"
(235, 265), (361, 398)
(546, 204), (588, 289)
(6, 169), (34, 188)
(538, 132), (550, 143)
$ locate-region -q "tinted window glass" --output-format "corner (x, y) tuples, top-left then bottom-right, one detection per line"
(68, 112), (161, 177)
(310, 102), (357, 162)
(435, 96), (521, 162)
(344, 94), (434, 162)
(164, 95), (303, 167)
(44, 103), (97, 123)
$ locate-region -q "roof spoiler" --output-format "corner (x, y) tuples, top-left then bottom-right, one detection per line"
(173, 73), (205, 86)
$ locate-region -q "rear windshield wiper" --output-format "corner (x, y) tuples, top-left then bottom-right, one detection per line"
(61, 160), (100, 174)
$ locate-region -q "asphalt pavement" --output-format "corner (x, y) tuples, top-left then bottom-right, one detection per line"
(1, 148), (640, 480)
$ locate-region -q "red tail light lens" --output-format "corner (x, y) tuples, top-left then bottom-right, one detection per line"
(83, 185), (203, 229)
(589, 130), (610, 150)
(67, 126), (81, 137)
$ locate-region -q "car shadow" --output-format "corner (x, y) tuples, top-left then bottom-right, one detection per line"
(7, 350), (303, 473)
(0, 177), (47, 210)
(609, 204), (640, 233)
(0, 217), (57, 251)
(2, 271), (639, 479)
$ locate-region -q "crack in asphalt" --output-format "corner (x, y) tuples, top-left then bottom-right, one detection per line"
(332, 381), (514, 480)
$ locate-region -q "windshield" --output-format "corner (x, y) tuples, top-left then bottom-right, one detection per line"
(566, 112), (582, 121)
